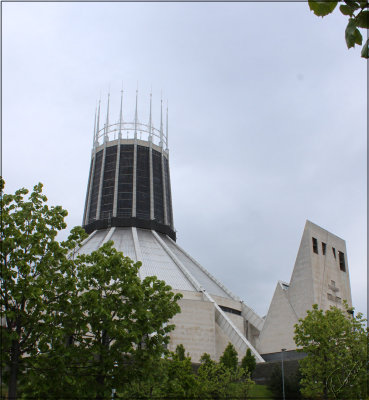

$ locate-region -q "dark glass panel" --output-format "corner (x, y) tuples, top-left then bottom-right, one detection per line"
(136, 145), (150, 220)
(117, 145), (134, 218)
(100, 145), (117, 221)
(152, 150), (164, 223)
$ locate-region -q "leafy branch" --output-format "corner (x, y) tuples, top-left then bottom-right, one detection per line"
(309, 0), (369, 58)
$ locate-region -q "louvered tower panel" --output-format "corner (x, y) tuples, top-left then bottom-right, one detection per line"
(83, 93), (174, 240)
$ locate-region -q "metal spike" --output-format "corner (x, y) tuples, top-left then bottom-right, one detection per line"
(160, 96), (163, 147)
(119, 85), (124, 139)
(134, 87), (138, 140)
(96, 99), (101, 144)
(149, 91), (153, 142)
(166, 101), (169, 150)
(105, 92), (110, 141)
(93, 105), (97, 146)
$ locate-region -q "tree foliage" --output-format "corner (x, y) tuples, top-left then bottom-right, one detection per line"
(121, 346), (255, 399)
(198, 349), (254, 400)
(241, 348), (256, 376)
(160, 346), (199, 398)
(175, 343), (186, 361)
(219, 342), (238, 371)
(1, 180), (183, 399)
(2, 180), (257, 399)
(294, 303), (368, 400)
(20, 242), (183, 399)
(308, 0), (369, 58)
(120, 344), (198, 399)
(1, 179), (87, 399)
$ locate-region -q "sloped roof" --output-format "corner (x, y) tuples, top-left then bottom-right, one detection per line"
(74, 226), (265, 361)
(75, 227), (232, 299)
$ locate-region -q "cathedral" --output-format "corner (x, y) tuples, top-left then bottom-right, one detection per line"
(74, 90), (352, 363)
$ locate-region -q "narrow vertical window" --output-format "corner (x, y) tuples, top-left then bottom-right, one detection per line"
(312, 237), (318, 254)
(332, 247), (336, 258)
(322, 242), (326, 255)
(338, 251), (346, 272)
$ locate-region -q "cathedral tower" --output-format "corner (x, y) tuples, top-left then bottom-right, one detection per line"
(83, 90), (175, 240)
(75, 89), (353, 363)
(76, 89), (265, 363)
(257, 220), (353, 358)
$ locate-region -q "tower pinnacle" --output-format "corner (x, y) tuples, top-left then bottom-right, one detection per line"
(166, 102), (169, 150)
(160, 97), (163, 147)
(104, 93), (110, 142)
(134, 88), (138, 139)
(119, 86), (123, 139)
(149, 91), (153, 142)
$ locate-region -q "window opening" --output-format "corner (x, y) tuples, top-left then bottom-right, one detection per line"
(322, 242), (326, 255)
(338, 251), (346, 272)
(312, 237), (318, 254)
(219, 305), (242, 316)
(332, 247), (336, 259)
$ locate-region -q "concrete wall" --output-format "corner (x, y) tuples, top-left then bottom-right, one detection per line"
(168, 297), (216, 362)
(256, 220), (353, 355)
(257, 282), (299, 353)
(168, 291), (251, 362)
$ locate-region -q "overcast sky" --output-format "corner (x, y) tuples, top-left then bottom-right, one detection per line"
(3, 2), (367, 318)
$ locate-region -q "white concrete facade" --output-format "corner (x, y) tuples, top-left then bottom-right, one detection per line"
(257, 220), (352, 355)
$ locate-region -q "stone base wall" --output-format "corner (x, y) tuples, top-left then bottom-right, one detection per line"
(168, 297), (216, 362)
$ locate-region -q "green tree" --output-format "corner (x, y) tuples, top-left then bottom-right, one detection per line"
(241, 348), (256, 376)
(157, 345), (198, 398)
(175, 343), (186, 361)
(294, 303), (368, 400)
(21, 242), (183, 399)
(0, 180), (87, 399)
(118, 351), (167, 398)
(197, 351), (254, 399)
(308, 0), (369, 58)
(199, 352), (214, 368)
(197, 355), (233, 399)
(219, 342), (238, 371)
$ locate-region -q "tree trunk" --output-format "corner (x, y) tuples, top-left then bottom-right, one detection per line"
(8, 339), (20, 400)
(95, 330), (108, 400)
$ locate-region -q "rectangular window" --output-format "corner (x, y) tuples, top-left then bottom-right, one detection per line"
(332, 247), (336, 259)
(338, 251), (346, 272)
(312, 237), (318, 254)
(322, 242), (326, 255)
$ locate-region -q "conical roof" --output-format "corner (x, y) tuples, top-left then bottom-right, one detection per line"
(76, 226), (233, 299)
(75, 226), (265, 363)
